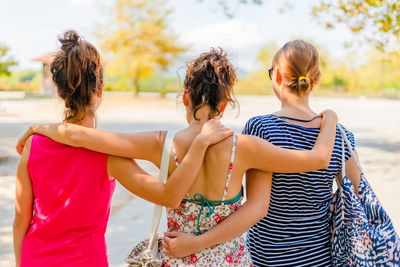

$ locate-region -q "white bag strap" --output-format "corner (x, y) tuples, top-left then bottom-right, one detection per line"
(146, 131), (173, 250)
(338, 124), (363, 178)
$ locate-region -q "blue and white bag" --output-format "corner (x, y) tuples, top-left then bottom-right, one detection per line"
(330, 125), (400, 266)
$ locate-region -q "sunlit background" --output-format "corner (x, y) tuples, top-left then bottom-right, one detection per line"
(1, 0), (399, 96)
(0, 1), (399, 266)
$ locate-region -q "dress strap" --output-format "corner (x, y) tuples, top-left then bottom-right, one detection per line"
(171, 145), (180, 167)
(172, 143), (190, 199)
(221, 135), (237, 201)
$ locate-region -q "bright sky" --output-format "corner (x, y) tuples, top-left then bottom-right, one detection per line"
(0, 0), (358, 72)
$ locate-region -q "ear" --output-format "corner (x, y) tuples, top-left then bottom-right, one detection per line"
(275, 67), (282, 86)
(97, 83), (104, 98)
(56, 87), (61, 97)
(219, 101), (227, 113)
(183, 90), (190, 107)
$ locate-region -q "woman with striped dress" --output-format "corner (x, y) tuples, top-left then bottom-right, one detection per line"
(163, 40), (362, 266)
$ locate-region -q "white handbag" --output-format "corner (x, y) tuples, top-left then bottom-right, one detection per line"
(126, 132), (173, 267)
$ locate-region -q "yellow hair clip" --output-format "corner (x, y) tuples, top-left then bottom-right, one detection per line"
(298, 76), (309, 82)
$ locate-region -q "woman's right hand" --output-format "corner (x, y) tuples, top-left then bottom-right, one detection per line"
(16, 126), (35, 155)
(196, 119), (234, 146)
(162, 232), (202, 258)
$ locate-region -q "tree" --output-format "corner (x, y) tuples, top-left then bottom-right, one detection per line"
(0, 44), (17, 77)
(313, 0), (400, 49)
(99, 0), (186, 96)
(204, 0), (399, 49)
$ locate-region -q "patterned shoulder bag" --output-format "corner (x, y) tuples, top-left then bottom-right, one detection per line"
(330, 125), (400, 266)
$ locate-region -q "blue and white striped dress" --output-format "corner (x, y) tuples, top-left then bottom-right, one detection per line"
(243, 114), (355, 267)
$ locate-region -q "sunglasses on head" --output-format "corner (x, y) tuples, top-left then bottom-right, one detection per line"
(267, 66), (273, 80)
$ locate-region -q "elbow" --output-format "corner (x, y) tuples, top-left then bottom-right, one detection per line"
(247, 200), (269, 223)
(320, 155), (331, 169)
(316, 151), (331, 169)
(13, 218), (30, 232)
(165, 198), (182, 209)
(164, 193), (182, 209)
(257, 204), (269, 221)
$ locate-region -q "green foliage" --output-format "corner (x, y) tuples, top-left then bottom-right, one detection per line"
(236, 43), (277, 95)
(313, 0), (400, 49)
(207, 0), (399, 49)
(104, 72), (180, 96)
(236, 41), (400, 97)
(0, 44), (18, 77)
(0, 70), (41, 91)
(99, 0), (186, 96)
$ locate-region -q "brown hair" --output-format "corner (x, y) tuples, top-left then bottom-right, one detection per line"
(273, 40), (321, 96)
(51, 30), (103, 123)
(184, 48), (237, 120)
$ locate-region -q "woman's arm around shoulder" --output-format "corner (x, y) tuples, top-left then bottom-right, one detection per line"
(13, 136), (34, 267)
(16, 124), (165, 166)
(238, 109), (338, 173)
(107, 120), (234, 208)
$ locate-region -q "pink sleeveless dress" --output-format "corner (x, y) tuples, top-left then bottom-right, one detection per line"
(21, 134), (115, 267)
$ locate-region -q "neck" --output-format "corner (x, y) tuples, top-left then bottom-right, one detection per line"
(78, 115), (96, 128)
(187, 106), (219, 130)
(279, 91), (315, 116)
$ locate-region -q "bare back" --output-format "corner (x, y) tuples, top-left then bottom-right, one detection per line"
(168, 130), (245, 201)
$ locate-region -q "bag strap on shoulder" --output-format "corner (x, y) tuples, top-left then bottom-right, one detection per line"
(338, 124), (363, 178)
(146, 131), (173, 250)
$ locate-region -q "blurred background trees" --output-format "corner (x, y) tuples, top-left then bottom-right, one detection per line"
(313, 0), (400, 49)
(99, 0), (186, 96)
(0, 44), (17, 77)
(0, 0), (399, 97)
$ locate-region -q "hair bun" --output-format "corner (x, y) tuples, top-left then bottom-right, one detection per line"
(59, 30), (81, 50)
(298, 77), (311, 92)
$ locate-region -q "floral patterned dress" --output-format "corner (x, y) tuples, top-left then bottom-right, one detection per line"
(163, 135), (253, 266)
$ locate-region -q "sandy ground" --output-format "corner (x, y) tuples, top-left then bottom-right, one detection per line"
(0, 93), (399, 266)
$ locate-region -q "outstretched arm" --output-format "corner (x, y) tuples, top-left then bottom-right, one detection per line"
(163, 169), (272, 257)
(242, 110), (338, 173)
(17, 124), (164, 166)
(13, 137), (34, 267)
(107, 120), (234, 209)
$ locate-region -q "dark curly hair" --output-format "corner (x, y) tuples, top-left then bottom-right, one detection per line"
(184, 48), (237, 120)
(51, 30), (103, 123)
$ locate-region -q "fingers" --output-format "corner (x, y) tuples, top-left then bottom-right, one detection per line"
(16, 142), (24, 155)
(163, 247), (173, 258)
(222, 129), (234, 138)
(162, 239), (170, 250)
(162, 237), (175, 258)
(164, 231), (178, 238)
(320, 109), (338, 122)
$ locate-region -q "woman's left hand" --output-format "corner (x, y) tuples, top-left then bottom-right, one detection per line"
(162, 231), (202, 258)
